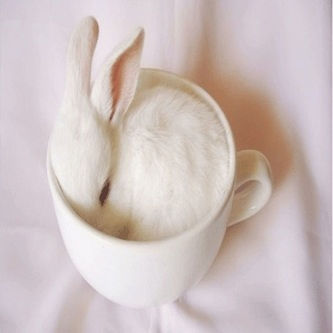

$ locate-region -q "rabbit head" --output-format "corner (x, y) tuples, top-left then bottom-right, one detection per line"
(50, 17), (144, 230)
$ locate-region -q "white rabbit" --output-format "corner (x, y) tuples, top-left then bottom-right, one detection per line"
(50, 17), (230, 241)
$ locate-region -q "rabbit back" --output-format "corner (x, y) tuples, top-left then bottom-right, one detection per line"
(102, 84), (230, 241)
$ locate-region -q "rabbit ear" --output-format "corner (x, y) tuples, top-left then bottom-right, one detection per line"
(91, 28), (144, 122)
(64, 17), (99, 102)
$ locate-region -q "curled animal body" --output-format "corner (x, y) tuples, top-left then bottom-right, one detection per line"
(50, 17), (229, 241)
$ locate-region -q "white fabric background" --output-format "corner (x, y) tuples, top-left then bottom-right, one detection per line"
(0, 1), (331, 332)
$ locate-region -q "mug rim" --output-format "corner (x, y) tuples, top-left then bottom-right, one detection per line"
(47, 68), (236, 248)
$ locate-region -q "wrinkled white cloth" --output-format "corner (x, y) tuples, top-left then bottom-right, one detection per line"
(0, 1), (331, 332)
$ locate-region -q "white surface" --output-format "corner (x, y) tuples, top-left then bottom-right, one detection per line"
(0, 0), (331, 332)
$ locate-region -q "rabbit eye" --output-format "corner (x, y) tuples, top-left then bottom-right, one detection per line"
(99, 178), (110, 206)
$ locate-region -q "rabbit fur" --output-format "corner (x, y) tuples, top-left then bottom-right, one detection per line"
(50, 17), (230, 241)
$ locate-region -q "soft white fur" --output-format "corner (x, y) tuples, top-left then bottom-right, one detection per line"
(50, 17), (230, 241)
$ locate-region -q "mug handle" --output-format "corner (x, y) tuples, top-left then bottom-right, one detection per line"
(227, 150), (273, 227)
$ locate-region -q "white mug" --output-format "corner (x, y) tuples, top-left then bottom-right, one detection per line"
(47, 69), (272, 308)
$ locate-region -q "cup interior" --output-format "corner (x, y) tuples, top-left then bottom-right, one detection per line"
(47, 68), (236, 246)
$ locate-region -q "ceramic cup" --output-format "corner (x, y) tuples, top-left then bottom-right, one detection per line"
(47, 69), (272, 308)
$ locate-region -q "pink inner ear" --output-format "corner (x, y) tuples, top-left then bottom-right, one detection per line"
(90, 28), (144, 122)
(108, 33), (143, 122)
(110, 63), (122, 121)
